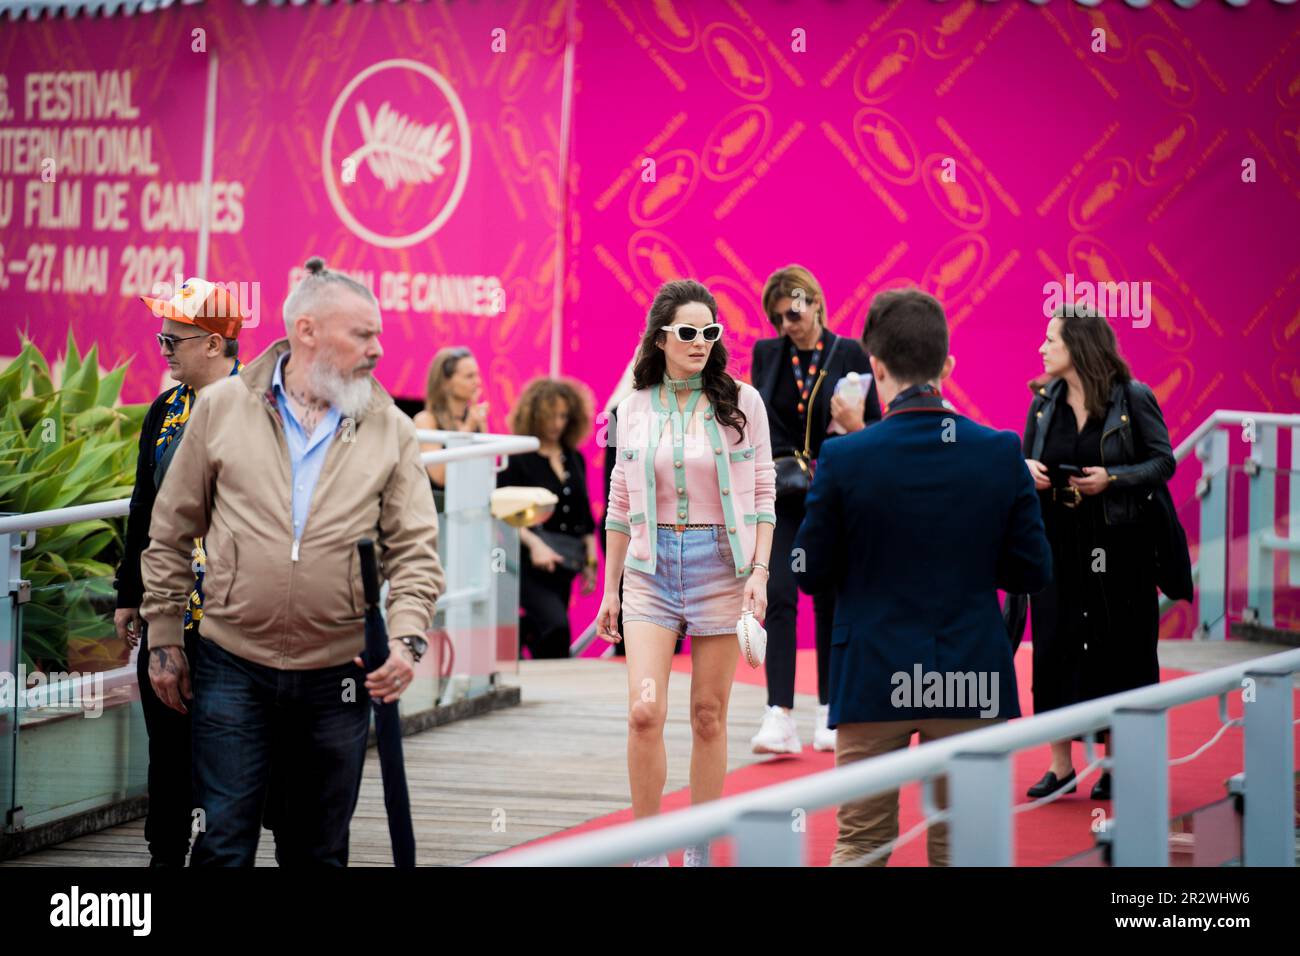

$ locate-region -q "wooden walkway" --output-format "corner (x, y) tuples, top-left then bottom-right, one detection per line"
(5, 640), (1293, 867)
(3, 658), (813, 867)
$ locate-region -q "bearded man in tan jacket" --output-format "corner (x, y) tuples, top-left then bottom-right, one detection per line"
(141, 257), (444, 866)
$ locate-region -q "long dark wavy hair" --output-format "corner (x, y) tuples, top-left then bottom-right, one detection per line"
(632, 279), (748, 441)
(1055, 304), (1133, 420)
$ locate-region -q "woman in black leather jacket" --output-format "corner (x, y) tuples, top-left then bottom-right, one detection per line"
(1021, 305), (1175, 802)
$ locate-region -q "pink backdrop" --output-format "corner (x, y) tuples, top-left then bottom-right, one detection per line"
(561, 0), (1300, 642)
(2, 0), (571, 423)
(3, 1), (1299, 648)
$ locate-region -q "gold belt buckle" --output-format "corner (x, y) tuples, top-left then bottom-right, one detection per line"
(1060, 486), (1082, 509)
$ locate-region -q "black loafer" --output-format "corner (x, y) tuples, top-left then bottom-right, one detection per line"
(1091, 772), (1112, 801)
(1026, 769), (1077, 799)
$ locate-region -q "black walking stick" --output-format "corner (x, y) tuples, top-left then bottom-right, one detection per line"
(357, 538), (417, 868)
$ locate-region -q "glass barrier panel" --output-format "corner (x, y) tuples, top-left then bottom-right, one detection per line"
(14, 577), (147, 829)
(1227, 466), (1299, 634)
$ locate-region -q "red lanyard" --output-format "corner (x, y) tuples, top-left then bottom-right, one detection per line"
(789, 338), (825, 414)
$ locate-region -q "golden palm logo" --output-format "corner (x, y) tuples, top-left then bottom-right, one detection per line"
(1282, 122), (1300, 158)
(1151, 294), (1185, 344)
(865, 38), (912, 95)
(347, 101), (456, 191)
(1145, 48), (1189, 96)
(543, 0), (566, 32)
(323, 59), (472, 248)
(1144, 121), (1189, 181)
(1079, 163), (1125, 223)
(641, 158), (692, 216)
(932, 0), (977, 53)
(713, 35), (762, 88)
(1147, 284), (1190, 350)
(859, 120), (912, 173)
(709, 115), (760, 172)
(1086, 8), (1122, 52)
(1074, 244), (1120, 285)
(1283, 304), (1300, 343)
(935, 168), (981, 221)
(935, 244), (977, 293)
(1288, 69), (1300, 101)
(632, 236), (692, 287)
(653, 0), (691, 39)
(1152, 365), (1185, 406)
(1282, 366), (1300, 401)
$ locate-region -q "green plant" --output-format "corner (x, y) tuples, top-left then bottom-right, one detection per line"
(0, 330), (147, 673)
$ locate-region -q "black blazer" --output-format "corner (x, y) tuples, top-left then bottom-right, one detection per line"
(792, 405), (1052, 724)
(113, 389), (176, 609)
(751, 331), (881, 461)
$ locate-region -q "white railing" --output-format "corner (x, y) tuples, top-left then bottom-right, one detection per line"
(486, 647), (1299, 867)
(0, 431), (538, 540)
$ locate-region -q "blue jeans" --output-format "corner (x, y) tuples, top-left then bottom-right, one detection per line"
(190, 636), (370, 867)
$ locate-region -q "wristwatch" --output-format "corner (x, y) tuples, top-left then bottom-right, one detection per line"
(391, 634), (428, 663)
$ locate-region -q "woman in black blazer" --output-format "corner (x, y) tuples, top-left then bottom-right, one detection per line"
(1022, 305), (1176, 801)
(748, 264), (881, 755)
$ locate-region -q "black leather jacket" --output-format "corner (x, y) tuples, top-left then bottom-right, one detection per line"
(1023, 377), (1176, 526)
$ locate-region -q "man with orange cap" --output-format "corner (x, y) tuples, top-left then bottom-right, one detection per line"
(113, 277), (245, 867)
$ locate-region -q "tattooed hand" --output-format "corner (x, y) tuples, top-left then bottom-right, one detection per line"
(149, 645), (193, 715)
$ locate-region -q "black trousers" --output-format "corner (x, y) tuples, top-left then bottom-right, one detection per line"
(765, 496), (833, 708)
(136, 622), (201, 866)
(519, 562), (578, 659)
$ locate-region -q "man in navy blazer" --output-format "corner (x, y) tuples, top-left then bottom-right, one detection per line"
(793, 288), (1052, 866)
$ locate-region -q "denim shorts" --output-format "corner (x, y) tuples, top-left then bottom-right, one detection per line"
(622, 526), (747, 637)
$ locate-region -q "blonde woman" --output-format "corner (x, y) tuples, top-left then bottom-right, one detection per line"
(413, 347), (488, 507)
(596, 279), (776, 866)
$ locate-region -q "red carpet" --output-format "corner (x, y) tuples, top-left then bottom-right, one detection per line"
(496, 646), (1300, 866)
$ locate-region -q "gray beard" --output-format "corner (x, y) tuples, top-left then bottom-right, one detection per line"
(307, 358), (373, 419)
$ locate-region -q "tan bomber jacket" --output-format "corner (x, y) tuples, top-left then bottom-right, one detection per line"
(140, 339), (444, 669)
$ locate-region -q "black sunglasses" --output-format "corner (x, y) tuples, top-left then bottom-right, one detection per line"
(778, 306), (818, 325)
(156, 332), (209, 353)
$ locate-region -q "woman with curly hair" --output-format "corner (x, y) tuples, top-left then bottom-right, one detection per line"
(498, 377), (599, 659)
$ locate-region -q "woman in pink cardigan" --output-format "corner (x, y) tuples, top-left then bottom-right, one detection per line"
(596, 279), (776, 866)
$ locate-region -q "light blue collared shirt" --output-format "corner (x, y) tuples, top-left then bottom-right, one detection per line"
(272, 351), (342, 553)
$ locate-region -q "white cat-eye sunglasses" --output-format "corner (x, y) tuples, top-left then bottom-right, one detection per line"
(663, 323), (723, 343)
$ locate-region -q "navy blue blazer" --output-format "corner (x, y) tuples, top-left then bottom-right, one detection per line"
(792, 403), (1052, 726)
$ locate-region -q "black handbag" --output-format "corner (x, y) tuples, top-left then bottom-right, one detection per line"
(773, 337), (841, 502)
(1124, 383), (1194, 602)
(533, 529), (587, 574)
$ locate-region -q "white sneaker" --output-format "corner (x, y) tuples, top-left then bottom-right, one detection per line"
(683, 843), (709, 867)
(632, 853), (669, 867)
(813, 703), (837, 752)
(750, 705), (802, 754)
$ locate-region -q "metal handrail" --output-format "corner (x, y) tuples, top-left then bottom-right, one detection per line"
(1171, 410), (1299, 463)
(486, 647), (1300, 867)
(0, 431), (538, 535)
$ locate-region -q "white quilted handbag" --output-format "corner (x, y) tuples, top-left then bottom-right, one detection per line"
(736, 611), (767, 668)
